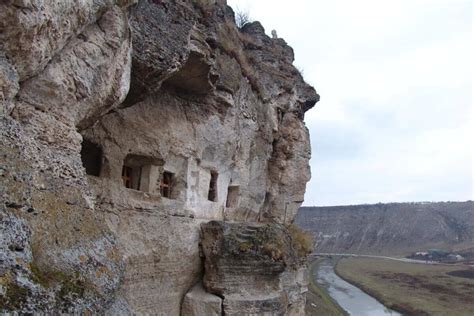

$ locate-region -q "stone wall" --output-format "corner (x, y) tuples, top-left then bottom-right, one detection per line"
(1, 0), (318, 314)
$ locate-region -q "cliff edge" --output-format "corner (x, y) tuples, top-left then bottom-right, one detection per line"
(0, 0), (318, 314)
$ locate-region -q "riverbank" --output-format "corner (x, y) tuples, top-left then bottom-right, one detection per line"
(335, 257), (474, 316)
(306, 259), (347, 316)
(316, 259), (400, 315)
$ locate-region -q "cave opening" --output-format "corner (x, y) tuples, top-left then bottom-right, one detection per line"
(80, 139), (102, 176)
(122, 165), (135, 189)
(208, 171), (218, 202)
(122, 154), (156, 192)
(225, 185), (240, 208)
(160, 171), (174, 198)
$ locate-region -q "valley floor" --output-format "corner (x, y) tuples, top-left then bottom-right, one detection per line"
(335, 257), (474, 316)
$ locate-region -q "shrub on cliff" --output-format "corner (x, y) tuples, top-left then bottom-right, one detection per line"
(287, 224), (313, 257)
(235, 9), (251, 29)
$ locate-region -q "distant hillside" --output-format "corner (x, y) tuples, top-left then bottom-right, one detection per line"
(295, 201), (474, 255)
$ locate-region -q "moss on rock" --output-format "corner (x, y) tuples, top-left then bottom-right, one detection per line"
(0, 275), (29, 310)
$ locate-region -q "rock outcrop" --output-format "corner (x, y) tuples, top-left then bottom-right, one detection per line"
(181, 283), (222, 316)
(1, 0), (318, 314)
(200, 221), (309, 315)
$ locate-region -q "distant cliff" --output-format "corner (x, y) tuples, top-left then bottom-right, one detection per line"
(295, 201), (474, 255)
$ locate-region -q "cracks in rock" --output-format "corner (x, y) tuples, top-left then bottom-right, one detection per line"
(14, 4), (117, 87)
(96, 15), (108, 36)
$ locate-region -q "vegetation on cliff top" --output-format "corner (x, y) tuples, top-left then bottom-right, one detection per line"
(231, 223), (313, 266)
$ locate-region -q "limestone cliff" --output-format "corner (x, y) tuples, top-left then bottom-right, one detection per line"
(296, 202), (474, 256)
(0, 0), (318, 314)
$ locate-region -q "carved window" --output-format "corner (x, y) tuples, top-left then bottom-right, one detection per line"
(226, 185), (240, 208)
(122, 166), (134, 189)
(160, 171), (174, 198)
(208, 171), (218, 202)
(121, 154), (157, 192)
(80, 139), (102, 176)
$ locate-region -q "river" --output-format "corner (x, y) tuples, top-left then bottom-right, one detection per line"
(314, 259), (401, 316)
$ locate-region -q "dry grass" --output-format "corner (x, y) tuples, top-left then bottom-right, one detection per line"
(215, 17), (264, 98)
(336, 257), (474, 316)
(287, 224), (313, 257)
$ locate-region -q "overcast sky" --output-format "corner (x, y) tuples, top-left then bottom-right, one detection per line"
(227, 0), (473, 206)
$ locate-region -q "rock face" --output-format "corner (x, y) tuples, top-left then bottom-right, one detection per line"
(1, 0), (318, 314)
(200, 221), (309, 315)
(296, 202), (474, 255)
(181, 282), (222, 316)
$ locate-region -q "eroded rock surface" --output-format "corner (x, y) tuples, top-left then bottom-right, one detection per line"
(1, 0), (318, 314)
(200, 221), (309, 315)
(181, 282), (222, 316)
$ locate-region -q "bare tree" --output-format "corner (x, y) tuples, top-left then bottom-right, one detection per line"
(235, 9), (251, 29)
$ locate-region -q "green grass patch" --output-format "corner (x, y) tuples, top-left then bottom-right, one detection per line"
(335, 257), (474, 316)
